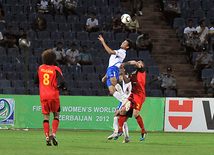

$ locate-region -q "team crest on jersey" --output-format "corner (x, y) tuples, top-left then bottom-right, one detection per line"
(0, 99), (15, 125)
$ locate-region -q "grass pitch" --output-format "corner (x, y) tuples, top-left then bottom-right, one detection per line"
(0, 129), (214, 155)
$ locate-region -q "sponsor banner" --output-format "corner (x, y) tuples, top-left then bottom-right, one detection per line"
(164, 98), (214, 132)
(0, 98), (15, 125)
(0, 95), (164, 131)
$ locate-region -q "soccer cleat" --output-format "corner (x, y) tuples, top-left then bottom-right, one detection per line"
(50, 135), (58, 146)
(107, 133), (118, 140)
(140, 133), (148, 141)
(46, 138), (52, 146)
(114, 132), (123, 140)
(122, 137), (130, 143)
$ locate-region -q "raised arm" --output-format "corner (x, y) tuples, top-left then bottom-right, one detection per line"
(121, 60), (141, 68)
(98, 35), (116, 55)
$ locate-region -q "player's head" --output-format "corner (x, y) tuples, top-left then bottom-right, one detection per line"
(137, 60), (144, 68)
(42, 49), (56, 65)
(121, 39), (133, 50)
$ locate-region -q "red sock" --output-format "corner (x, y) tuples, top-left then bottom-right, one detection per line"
(43, 121), (49, 138)
(118, 115), (126, 133)
(51, 118), (59, 135)
(136, 115), (146, 133)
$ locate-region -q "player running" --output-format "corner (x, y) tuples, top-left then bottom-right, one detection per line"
(107, 69), (132, 143)
(35, 49), (66, 146)
(117, 60), (147, 141)
(98, 35), (133, 103)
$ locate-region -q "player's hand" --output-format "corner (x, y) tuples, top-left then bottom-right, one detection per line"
(98, 35), (104, 43)
(101, 76), (106, 83)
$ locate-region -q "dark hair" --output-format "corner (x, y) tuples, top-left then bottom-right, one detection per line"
(188, 19), (193, 22)
(57, 41), (62, 45)
(42, 49), (56, 65)
(8, 26), (13, 29)
(199, 19), (205, 25)
(19, 28), (24, 31)
(126, 39), (133, 50)
(117, 11), (121, 15)
(91, 12), (96, 16)
(71, 43), (76, 47)
(82, 45), (87, 48)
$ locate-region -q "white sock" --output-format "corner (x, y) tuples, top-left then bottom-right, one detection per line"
(123, 122), (129, 137)
(113, 117), (119, 134)
(113, 91), (123, 102)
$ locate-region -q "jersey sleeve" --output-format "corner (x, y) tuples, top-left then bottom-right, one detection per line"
(96, 19), (98, 25)
(211, 78), (214, 85)
(55, 67), (66, 88)
(171, 77), (176, 87)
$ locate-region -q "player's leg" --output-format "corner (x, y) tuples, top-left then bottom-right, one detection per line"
(41, 99), (51, 146)
(50, 111), (59, 146)
(122, 118), (130, 143)
(49, 99), (60, 146)
(43, 114), (51, 146)
(107, 67), (126, 102)
(107, 109), (120, 140)
(110, 77), (127, 100)
(133, 109), (147, 141)
(115, 107), (127, 140)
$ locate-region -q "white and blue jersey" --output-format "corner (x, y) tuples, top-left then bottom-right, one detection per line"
(117, 78), (132, 110)
(106, 49), (126, 87)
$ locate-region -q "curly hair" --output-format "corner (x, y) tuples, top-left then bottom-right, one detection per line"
(42, 49), (56, 65)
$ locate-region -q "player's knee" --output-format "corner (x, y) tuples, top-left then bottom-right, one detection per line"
(120, 109), (126, 115)
(109, 89), (115, 96)
(134, 114), (139, 118)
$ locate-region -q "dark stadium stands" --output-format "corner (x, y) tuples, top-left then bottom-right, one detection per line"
(0, 0), (164, 97)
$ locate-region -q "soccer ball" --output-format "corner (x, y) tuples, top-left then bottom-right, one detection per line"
(121, 14), (131, 24)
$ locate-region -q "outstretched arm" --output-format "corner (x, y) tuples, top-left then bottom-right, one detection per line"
(98, 35), (116, 55)
(121, 60), (141, 68)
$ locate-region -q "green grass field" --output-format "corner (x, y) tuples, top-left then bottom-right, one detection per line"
(0, 129), (214, 155)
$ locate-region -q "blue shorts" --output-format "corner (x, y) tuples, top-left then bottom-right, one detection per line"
(106, 66), (119, 87)
(116, 102), (122, 110)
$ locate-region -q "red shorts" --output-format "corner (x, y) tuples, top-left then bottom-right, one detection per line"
(128, 93), (145, 111)
(41, 98), (60, 114)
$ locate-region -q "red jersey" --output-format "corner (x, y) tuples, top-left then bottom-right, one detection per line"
(130, 68), (146, 96)
(38, 65), (62, 100)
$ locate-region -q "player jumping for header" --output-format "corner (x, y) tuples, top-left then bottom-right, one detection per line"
(98, 35), (133, 104)
(35, 49), (67, 146)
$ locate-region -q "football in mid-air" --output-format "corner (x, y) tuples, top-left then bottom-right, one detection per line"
(121, 14), (131, 24)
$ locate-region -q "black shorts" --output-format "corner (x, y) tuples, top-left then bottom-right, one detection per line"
(126, 108), (133, 118)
